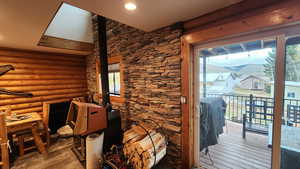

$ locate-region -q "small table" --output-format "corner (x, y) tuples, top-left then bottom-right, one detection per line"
(6, 113), (48, 156)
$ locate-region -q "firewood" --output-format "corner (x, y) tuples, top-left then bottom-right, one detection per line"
(123, 122), (167, 169)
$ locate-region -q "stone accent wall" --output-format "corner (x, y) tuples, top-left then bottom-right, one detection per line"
(86, 15), (183, 168)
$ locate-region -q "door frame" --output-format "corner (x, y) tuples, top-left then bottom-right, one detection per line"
(181, 1), (300, 168)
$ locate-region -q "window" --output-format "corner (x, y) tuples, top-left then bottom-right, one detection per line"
(99, 63), (120, 96)
(96, 56), (124, 103)
(109, 71), (120, 95)
(287, 92), (295, 98)
(254, 81), (259, 89)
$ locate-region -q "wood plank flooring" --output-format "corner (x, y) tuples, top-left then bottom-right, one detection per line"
(11, 138), (84, 169)
(200, 121), (272, 169)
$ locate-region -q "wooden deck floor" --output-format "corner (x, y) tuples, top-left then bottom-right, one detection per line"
(200, 121), (272, 169)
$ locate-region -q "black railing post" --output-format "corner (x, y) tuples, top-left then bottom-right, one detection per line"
(243, 114), (246, 139)
(249, 94), (254, 124)
(263, 101), (267, 120)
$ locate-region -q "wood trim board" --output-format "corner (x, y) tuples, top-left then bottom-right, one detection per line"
(184, 0), (280, 32)
(38, 35), (94, 52)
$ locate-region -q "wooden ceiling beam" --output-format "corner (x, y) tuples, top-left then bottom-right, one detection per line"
(184, 0), (281, 33)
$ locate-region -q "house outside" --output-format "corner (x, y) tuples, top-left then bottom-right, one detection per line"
(270, 81), (300, 100)
(200, 72), (238, 94)
(239, 75), (266, 91)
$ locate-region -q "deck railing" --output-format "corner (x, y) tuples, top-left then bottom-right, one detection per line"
(206, 93), (300, 127)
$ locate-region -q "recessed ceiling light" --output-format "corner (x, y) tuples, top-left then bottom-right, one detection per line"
(124, 2), (137, 11)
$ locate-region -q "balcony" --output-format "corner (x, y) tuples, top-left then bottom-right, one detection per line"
(200, 93), (300, 169)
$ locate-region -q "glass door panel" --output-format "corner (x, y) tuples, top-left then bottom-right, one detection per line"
(197, 37), (277, 169)
(281, 35), (300, 169)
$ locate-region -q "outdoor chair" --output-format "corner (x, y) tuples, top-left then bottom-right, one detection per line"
(286, 105), (300, 127)
(243, 96), (273, 138)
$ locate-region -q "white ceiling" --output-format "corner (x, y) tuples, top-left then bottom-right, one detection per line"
(65, 0), (242, 31)
(0, 0), (242, 54)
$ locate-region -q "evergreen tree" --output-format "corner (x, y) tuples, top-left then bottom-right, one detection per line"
(264, 45), (300, 81)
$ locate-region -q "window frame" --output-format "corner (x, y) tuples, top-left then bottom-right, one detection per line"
(108, 71), (121, 96)
(96, 55), (125, 103)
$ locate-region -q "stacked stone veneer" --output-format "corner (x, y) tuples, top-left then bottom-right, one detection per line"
(86, 15), (183, 168)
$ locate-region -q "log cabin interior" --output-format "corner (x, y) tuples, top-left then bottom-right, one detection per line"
(0, 0), (300, 169)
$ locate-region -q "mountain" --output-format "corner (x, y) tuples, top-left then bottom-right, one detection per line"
(224, 65), (247, 72)
(200, 64), (230, 73)
(238, 64), (265, 76)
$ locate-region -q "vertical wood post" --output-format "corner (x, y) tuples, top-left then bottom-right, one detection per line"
(272, 35), (286, 169)
(97, 15), (111, 107)
(0, 112), (9, 169)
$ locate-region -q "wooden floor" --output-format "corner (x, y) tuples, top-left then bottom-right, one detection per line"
(200, 121), (272, 169)
(11, 138), (84, 169)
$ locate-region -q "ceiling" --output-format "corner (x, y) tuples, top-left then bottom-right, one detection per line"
(0, 0), (242, 55)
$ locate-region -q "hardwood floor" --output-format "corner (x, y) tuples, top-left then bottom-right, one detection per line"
(11, 138), (84, 169)
(200, 121), (272, 169)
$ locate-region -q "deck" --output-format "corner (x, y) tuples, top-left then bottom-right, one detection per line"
(200, 121), (272, 169)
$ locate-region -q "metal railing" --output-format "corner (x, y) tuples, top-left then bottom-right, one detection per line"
(206, 93), (300, 127)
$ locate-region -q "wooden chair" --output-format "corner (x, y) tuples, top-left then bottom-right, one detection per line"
(0, 111), (9, 169)
(286, 105), (300, 127)
(243, 96), (273, 138)
(8, 106), (50, 156)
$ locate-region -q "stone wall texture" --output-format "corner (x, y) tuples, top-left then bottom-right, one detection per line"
(86, 15), (183, 168)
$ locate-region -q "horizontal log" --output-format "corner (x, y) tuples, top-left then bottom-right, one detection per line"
(11, 106), (42, 114)
(0, 88), (87, 99)
(0, 79), (86, 87)
(0, 56), (85, 68)
(3, 84), (86, 92)
(0, 102), (42, 111)
(0, 74), (86, 80)
(0, 62), (86, 71)
(5, 69), (86, 75)
(0, 92), (86, 106)
(0, 49), (85, 63)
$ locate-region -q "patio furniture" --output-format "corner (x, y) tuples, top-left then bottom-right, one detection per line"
(268, 124), (300, 169)
(287, 105), (300, 127)
(243, 95), (273, 138)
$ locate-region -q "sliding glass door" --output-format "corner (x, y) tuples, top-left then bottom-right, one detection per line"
(197, 37), (276, 169)
(195, 24), (300, 169)
(280, 35), (300, 169)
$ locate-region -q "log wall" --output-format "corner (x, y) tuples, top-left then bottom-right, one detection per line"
(0, 48), (88, 116)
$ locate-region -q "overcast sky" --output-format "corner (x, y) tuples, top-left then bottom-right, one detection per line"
(200, 48), (273, 67)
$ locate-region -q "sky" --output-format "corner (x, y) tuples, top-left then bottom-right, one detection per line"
(200, 48), (273, 67)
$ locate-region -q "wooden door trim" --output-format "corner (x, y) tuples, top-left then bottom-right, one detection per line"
(181, 37), (193, 169)
(271, 35), (286, 169)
